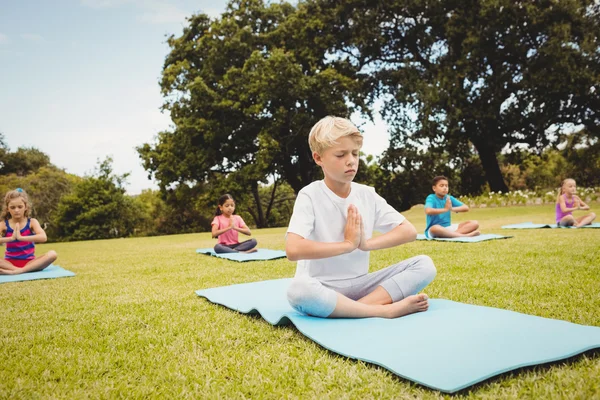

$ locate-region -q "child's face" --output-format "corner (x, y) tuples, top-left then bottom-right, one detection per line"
(433, 180), (449, 197)
(8, 198), (27, 219)
(219, 199), (235, 216)
(313, 136), (361, 186)
(563, 180), (576, 195)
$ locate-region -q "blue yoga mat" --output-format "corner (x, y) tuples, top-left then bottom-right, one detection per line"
(416, 233), (512, 242)
(502, 222), (600, 229)
(196, 279), (600, 393)
(0, 264), (75, 284)
(196, 248), (287, 262)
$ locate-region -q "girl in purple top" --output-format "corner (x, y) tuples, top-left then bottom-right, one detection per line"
(556, 179), (596, 227)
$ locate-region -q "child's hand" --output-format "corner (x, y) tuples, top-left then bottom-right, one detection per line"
(13, 223), (20, 241)
(358, 217), (369, 251)
(228, 217), (235, 230)
(344, 205), (361, 250)
(573, 197), (581, 209)
(445, 196), (452, 211)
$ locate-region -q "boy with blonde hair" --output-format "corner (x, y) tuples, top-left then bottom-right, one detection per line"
(286, 116), (436, 318)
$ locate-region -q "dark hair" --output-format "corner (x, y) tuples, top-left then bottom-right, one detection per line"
(432, 176), (448, 186)
(215, 194), (235, 216)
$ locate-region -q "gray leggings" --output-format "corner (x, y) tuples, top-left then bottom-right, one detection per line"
(214, 239), (258, 254)
(287, 255), (436, 317)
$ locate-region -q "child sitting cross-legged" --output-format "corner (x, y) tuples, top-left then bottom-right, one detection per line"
(285, 116), (436, 319)
(424, 176), (479, 239)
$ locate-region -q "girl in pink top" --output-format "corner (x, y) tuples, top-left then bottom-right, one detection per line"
(211, 194), (257, 253)
(555, 179), (596, 227)
(0, 188), (58, 275)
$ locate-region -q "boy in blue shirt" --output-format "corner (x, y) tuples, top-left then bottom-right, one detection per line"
(424, 176), (479, 238)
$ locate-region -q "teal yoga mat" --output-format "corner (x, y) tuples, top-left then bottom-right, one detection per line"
(0, 264), (75, 284)
(416, 233), (512, 242)
(196, 279), (600, 393)
(196, 248), (287, 262)
(502, 222), (600, 229)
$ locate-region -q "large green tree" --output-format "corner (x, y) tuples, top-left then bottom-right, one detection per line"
(313, 0), (600, 192)
(138, 0), (365, 228)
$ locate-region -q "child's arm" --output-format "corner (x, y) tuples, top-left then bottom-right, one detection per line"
(359, 219), (417, 252)
(286, 205), (361, 261)
(424, 196), (452, 215)
(211, 219), (233, 238)
(233, 217), (252, 236)
(14, 219), (47, 243)
(558, 196), (579, 213)
(575, 196), (591, 210)
(0, 220), (12, 244)
(452, 204), (469, 213)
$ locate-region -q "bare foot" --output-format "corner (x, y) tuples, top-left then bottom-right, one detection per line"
(466, 230), (480, 237)
(0, 268), (20, 275)
(241, 248), (258, 254)
(384, 294), (429, 318)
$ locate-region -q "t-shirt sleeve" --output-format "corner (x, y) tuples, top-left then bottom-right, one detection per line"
(450, 195), (464, 207)
(372, 188), (405, 233)
(235, 215), (247, 228)
(286, 191), (314, 239)
(211, 216), (219, 226)
(424, 194), (436, 208)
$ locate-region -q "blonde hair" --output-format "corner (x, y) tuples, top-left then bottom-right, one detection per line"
(556, 178), (576, 203)
(1, 189), (32, 220)
(308, 116), (363, 155)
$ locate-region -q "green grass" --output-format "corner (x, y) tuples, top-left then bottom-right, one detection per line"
(1, 205), (599, 399)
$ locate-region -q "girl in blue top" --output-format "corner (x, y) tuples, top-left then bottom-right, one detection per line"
(424, 176), (479, 238)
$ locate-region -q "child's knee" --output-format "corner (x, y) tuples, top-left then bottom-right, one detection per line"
(287, 276), (336, 317)
(415, 255), (437, 283)
(287, 276), (316, 308)
(47, 250), (58, 261)
(590, 212), (596, 219)
(471, 220), (479, 229)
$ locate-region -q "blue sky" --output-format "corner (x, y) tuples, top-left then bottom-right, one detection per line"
(0, 0), (389, 194)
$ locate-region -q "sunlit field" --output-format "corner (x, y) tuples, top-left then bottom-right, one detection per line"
(1, 205), (598, 399)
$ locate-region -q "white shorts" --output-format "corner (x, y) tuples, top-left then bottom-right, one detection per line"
(426, 223), (458, 238)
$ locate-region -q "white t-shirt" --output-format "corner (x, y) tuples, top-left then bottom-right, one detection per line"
(287, 180), (405, 282)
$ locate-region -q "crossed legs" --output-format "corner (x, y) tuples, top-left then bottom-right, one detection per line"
(287, 255), (436, 319)
(0, 250), (58, 275)
(429, 220), (480, 238)
(559, 213), (596, 227)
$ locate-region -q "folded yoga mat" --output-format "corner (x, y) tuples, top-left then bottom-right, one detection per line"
(0, 264), (75, 284)
(502, 222), (600, 229)
(196, 248), (287, 262)
(416, 233), (512, 242)
(196, 278), (600, 393)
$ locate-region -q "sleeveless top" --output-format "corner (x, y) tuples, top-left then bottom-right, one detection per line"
(555, 195), (575, 223)
(5, 219), (35, 261)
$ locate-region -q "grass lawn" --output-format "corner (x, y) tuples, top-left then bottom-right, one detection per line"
(1, 205), (599, 399)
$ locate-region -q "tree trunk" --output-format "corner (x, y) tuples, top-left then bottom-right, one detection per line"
(250, 181), (266, 228)
(264, 178), (278, 223)
(470, 139), (509, 193)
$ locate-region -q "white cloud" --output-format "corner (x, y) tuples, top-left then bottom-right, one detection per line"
(0, 33), (8, 44)
(80, 0), (130, 9)
(136, 2), (188, 24)
(81, 0), (192, 24)
(20, 33), (45, 43)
